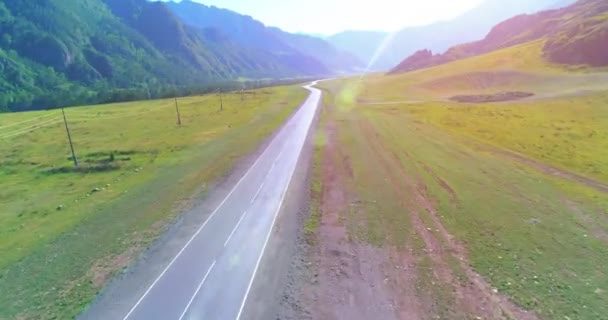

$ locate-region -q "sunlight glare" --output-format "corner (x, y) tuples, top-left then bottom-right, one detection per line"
(179, 0), (486, 34)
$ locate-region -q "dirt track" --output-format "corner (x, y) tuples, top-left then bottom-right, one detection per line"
(279, 99), (548, 319)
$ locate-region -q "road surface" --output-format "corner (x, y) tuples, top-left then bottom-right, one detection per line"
(89, 82), (321, 320)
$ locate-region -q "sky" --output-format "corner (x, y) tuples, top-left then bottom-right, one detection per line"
(167, 0), (486, 35)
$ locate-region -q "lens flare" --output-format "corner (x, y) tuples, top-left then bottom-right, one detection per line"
(361, 31), (398, 78)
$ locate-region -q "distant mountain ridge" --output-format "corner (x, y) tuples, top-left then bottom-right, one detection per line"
(165, 0), (364, 74)
(327, 31), (389, 68)
(389, 0), (608, 74)
(326, 0), (577, 70)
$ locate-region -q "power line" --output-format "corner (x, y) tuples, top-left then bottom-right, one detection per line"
(0, 117), (63, 139)
(69, 104), (174, 122)
(0, 111), (60, 130)
(1, 91), (225, 142)
(0, 120), (62, 139)
(70, 111), (151, 122)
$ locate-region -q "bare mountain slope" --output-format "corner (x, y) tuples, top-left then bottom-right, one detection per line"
(390, 0), (608, 74)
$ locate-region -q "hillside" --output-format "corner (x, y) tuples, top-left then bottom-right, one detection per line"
(390, 0), (608, 74)
(268, 27), (363, 73)
(330, 0), (575, 70)
(166, 0), (363, 73)
(306, 9), (608, 315)
(0, 0), (327, 113)
(311, 66), (608, 320)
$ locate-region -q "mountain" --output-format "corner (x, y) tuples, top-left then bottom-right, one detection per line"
(328, 0), (577, 70)
(165, 0), (363, 73)
(326, 31), (389, 68)
(0, 0), (328, 112)
(390, 0), (608, 74)
(297, 32), (328, 39)
(267, 27), (363, 73)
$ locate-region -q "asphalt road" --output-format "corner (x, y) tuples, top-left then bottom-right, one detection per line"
(113, 82), (321, 320)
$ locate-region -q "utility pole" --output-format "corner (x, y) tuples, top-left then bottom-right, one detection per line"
(174, 98), (182, 126)
(219, 91), (223, 111)
(61, 107), (78, 168)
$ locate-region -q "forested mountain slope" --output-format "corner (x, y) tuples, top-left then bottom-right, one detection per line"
(0, 0), (328, 112)
(166, 0), (363, 73)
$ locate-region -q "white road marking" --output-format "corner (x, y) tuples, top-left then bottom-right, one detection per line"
(235, 150), (297, 320)
(122, 125), (283, 320)
(177, 260), (217, 320)
(227, 146), (284, 248)
(224, 210), (249, 247)
(121, 82), (320, 320)
(271, 143), (288, 168)
(251, 182), (265, 204)
(235, 86), (319, 320)
(277, 142), (288, 159)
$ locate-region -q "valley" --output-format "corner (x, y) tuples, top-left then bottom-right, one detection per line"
(0, 0), (360, 113)
(1, 0), (607, 319)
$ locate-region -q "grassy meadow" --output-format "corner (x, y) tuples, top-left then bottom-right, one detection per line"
(360, 40), (608, 184)
(0, 86), (307, 319)
(404, 93), (608, 184)
(311, 40), (608, 319)
(362, 41), (608, 102)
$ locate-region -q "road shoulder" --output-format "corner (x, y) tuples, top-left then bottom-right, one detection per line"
(79, 91), (310, 320)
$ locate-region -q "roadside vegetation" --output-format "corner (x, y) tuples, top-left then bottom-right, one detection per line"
(0, 86), (307, 319)
(304, 92), (331, 242)
(306, 37), (608, 319)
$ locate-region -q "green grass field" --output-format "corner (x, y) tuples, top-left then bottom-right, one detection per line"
(406, 93), (608, 184)
(0, 86), (307, 319)
(311, 40), (608, 319)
